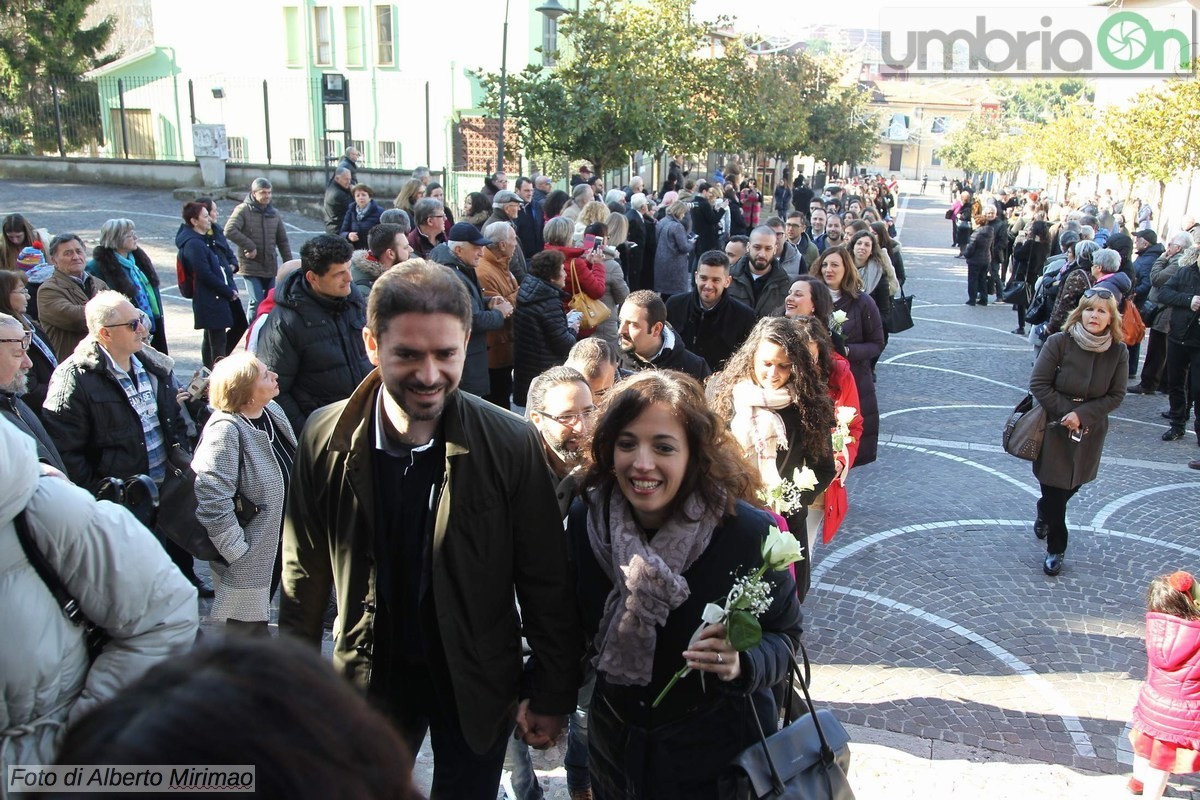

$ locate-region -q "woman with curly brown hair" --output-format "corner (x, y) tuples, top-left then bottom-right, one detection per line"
(708, 316), (836, 600)
(567, 370), (802, 799)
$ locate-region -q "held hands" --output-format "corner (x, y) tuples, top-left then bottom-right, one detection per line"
(348, 232), (359, 242)
(490, 296), (513, 318)
(245, 249), (257, 260)
(834, 454), (849, 485)
(514, 699), (566, 750)
(1191, 295), (1200, 312)
(683, 622), (741, 683)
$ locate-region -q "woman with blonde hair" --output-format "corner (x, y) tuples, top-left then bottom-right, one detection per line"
(1030, 288), (1126, 576)
(573, 200), (611, 244)
(393, 180), (426, 229)
(87, 218), (168, 353)
(193, 351), (297, 633)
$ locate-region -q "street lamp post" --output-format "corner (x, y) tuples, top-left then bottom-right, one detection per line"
(496, 0), (511, 175)
(497, 0), (573, 175)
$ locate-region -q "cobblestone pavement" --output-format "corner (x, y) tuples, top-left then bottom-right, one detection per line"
(803, 183), (1200, 798)
(7, 178), (1200, 798)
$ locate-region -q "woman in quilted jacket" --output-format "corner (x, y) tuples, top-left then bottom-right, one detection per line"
(1127, 571), (1200, 798)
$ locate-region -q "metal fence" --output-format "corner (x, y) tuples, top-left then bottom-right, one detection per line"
(0, 74), (397, 170)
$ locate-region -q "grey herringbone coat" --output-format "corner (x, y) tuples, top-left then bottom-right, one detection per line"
(193, 402), (295, 622)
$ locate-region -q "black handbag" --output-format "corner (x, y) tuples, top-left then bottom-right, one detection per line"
(1025, 286), (1052, 325)
(885, 284), (914, 334)
(1140, 300), (1163, 326)
(158, 440), (259, 565)
(722, 645), (854, 800)
(1001, 280), (1032, 305)
(14, 510), (109, 661)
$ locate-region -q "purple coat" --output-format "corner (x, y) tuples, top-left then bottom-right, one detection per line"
(1132, 612), (1200, 750)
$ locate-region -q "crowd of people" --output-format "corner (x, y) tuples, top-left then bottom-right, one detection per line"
(5, 154), (1196, 788)
(948, 183), (1200, 479)
(0, 162), (920, 798)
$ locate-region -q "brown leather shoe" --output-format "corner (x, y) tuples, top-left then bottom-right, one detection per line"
(1189, 458), (1200, 471)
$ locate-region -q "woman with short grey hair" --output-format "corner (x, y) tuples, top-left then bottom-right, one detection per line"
(192, 351), (296, 635)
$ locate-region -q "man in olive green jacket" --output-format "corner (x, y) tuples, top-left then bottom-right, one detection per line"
(280, 261), (580, 798)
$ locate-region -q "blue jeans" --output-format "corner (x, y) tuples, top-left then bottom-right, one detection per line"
(243, 275), (275, 321)
(506, 671), (594, 798)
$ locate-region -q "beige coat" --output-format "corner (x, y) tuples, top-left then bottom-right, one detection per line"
(35, 269), (108, 361)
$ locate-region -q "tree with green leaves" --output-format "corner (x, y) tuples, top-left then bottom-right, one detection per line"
(478, 0), (743, 175)
(938, 111), (1024, 184)
(733, 50), (815, 163)
(1026, 104), (1099, 199)
(0, 0), (113, 153)
(993, 78), (1093, 124)
(805, 71), (878, 175)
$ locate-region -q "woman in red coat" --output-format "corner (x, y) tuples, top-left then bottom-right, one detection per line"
(543, 217), (606, 337)
(1128, 571), (1200, 798)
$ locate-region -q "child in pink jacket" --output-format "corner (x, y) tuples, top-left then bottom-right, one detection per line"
(1128, 571), (1200, 797)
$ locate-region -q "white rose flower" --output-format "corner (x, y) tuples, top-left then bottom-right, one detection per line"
(793, 465), (818, 492)
(762, 525), (805, 570)
(836, 405), (857, 426)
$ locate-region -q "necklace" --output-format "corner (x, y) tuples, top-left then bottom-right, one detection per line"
(240, 409), (275, 443)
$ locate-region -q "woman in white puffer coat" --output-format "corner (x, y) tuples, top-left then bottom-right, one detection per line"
(0, 416), (198, 793)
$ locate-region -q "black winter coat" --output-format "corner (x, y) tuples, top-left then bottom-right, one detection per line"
(430, 245), (505, 398)
(567, 497), (802, 798)
(255, 270), (372, 433)
(616, 324), (712, 383)
(512, 275), (575, 407)
(665, 290), (756, 371)
(964, 225), (994, 270)
(1158, 262), (1200, 346)
(690, 197), (721, 255)
(339, 200), (385, 249)
(176, 224), (236, 330)
(21, 323), (56, 418)
(42, 341), (188, 494)
(323, 181), (354, 235)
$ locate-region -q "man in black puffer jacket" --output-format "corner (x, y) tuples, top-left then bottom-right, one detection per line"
(665, 250), (756, 371)
(256, 235), (371, 433)
(617, 290), (711, 382)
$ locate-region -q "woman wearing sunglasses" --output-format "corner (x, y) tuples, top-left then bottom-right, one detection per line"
(1029, 286), (1127, 576)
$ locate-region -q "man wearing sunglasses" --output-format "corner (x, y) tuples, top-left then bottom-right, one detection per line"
(42, 291), (188, 496)
(0, 313), (66, 471)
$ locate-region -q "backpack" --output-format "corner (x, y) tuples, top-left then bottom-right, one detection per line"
(1122, 301), (1146, 346)
(176, 254), (194, 299)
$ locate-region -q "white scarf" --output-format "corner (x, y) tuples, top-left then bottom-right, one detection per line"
(730, 380), (793, 487)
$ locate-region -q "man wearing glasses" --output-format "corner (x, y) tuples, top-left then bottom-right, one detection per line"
(408, 197), (448, 259)
(0, 313), (66, 471)
(42, 291), (189, 495)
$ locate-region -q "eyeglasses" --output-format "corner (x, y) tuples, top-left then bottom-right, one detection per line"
(103, 317), (144, 332)
(11, 288), (30, 296)
(537, 408), (597, 427)
(1082, 288), (1115, 300)
(0, 331), (31, 351)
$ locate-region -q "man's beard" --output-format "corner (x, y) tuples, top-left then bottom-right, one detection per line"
(545, 433), (583, 466)
(382, 376), (456, 422)
(0, 372), (28, 396)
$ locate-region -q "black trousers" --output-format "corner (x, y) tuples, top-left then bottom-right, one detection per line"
(379, 660), (511, 799)
(967, 263), (988, 303)
(200, 300), (249, 368)
(1141, 328), (1167, 391)
(1165, 339), (1200, 433)
(1037, 483), (1080, 556)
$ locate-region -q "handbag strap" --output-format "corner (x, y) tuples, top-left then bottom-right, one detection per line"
(13, 508), (97, 634)
(749, 640), (839, 796)
(569, 258), (581, 294)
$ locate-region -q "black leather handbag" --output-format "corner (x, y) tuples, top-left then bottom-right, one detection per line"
(721, 646), (855, 800)
(885, 284), (914, 334)
(158, 443), (258, 565)
(1001, 280), (1032, 306)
